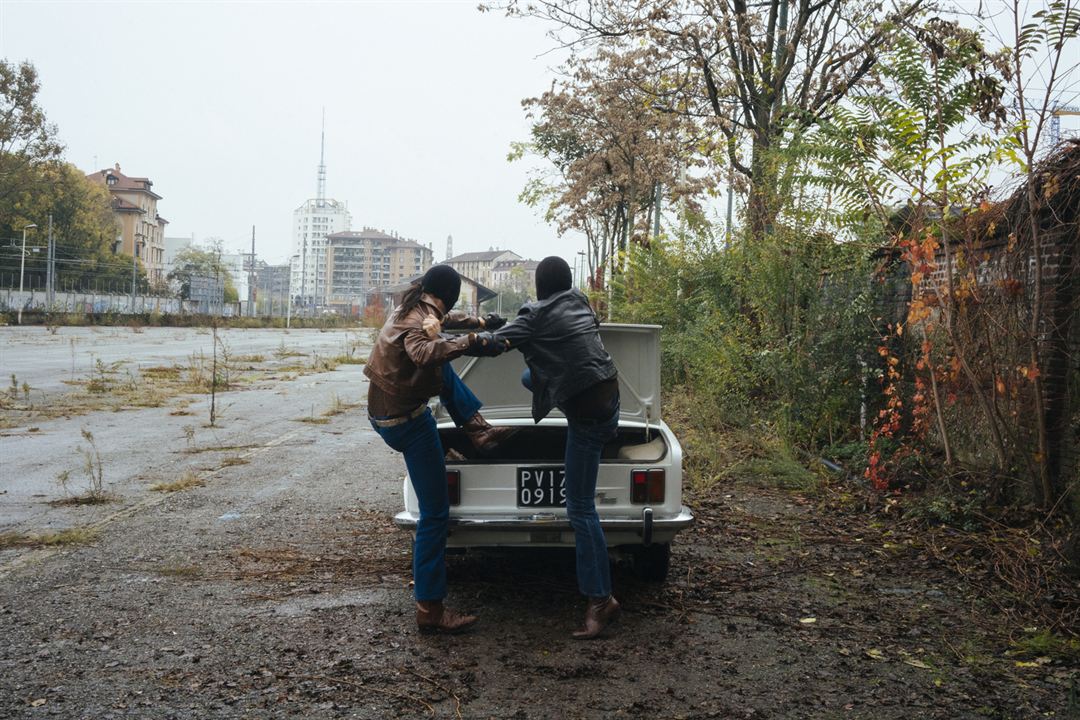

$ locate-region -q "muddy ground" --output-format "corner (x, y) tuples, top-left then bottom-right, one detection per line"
(1, 326), (1077, 719)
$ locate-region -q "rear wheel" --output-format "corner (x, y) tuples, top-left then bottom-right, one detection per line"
(632, 543), (671, 583)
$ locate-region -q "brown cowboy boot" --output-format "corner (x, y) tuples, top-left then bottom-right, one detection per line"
(415, 601), (478, 635)
(461, 412), (519, 454)
(572, 595), (620, 639)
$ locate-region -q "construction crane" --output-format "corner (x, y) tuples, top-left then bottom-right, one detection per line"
(1013, 101), (1080, 150)
(1049, 104), (1080, 147)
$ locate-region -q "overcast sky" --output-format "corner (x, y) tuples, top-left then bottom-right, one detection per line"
(0, 0), (572, 265)
(1, 1), (1076, 268)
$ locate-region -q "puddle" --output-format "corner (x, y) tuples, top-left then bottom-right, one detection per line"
(217, 512), (242, 521)
(272, 589), (391, 617)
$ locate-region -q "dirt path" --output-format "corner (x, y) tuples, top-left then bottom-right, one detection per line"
(2, 433), (1075, 718)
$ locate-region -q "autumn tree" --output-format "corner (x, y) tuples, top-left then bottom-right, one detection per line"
(490, 0), (924, 240)
(0, 61), (64, 212)
(512, 47), (715, 289)
(0, 162), (138, 290)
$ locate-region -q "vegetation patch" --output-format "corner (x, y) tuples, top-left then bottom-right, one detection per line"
(0, 527), (100, 549)
(151, 471), (204, 493)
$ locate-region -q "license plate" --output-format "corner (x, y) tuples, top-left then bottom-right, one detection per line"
(517, 467), (566, 508)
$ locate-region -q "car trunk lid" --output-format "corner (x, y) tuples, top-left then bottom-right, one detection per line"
(437, 323), (661, 425)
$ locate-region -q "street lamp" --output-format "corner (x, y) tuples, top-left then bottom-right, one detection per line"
(131, 234), (144, 314)
(17, 223), (38, 325)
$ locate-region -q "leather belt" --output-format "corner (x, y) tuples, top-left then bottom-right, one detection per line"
(369, 404), (428, 428)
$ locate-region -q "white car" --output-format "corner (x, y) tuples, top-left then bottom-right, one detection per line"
(393, 323), (693, 582)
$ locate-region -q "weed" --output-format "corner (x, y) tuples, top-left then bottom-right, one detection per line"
(233, 354), (266, 364)
(0, 527), (100, 548)
(79, 428), (105, 497)
(274, 339), (304, 360)
(151, 471), (204, 493)
(52, 465), (111, 506)
(87, 359), (122, 394)
(323, 393), (359, 417)
(1009, 629), (1080, 663)
(220, 456), (249, 467)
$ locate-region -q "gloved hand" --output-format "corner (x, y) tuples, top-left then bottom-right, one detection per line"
(481, 313), (507, 330)
(464, 332), (510, 357)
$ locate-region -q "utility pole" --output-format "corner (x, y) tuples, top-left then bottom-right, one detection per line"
(300, 239), (307, 318)
(46, 214), (54, 307)
(131, 234), (140, 314)
(17, 223), (37, 325)
(248, 225), (256, 317)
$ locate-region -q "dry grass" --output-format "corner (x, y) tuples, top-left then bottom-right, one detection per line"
(220, 456), (249, 467)
(150, 471), (204, 493)
(322, 394), (361, 417)
(48, 492), (113, 507)
(296, 416), (331, 425)
(0, 527), (101, 549)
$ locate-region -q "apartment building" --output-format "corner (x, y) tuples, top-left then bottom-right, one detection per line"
(444, 248), (521, 289)
(323, 228), (433, 310)
(255, 262), (291, 315)
(490, 259), (539, 295)
(86, 164), (169, 283)
(290, 198), (351, 307)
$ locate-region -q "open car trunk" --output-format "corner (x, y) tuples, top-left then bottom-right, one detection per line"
(439, 424), (668, 463)
(435, 323), (663, 427)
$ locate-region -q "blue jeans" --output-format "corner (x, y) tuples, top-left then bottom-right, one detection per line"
(439, 363), (482, 427)
(522, 369), (619, 598)
(370, 364), (482, 601)
(565, 409), (619, 598)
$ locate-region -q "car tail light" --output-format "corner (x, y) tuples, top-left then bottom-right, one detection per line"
(446, 470), (461, 506)
(631, 469), (665, 504)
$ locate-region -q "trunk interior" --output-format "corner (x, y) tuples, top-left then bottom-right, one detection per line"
(440, 425), (666, 463)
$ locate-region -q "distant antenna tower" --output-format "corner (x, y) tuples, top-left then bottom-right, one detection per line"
(445, 234), (454, 262)
(316, 108), (327, 207)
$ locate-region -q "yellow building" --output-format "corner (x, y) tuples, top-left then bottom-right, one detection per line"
(86, 164), (169, 283)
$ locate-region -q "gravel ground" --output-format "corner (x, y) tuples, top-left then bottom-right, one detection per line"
(1, 326), (1075, 718)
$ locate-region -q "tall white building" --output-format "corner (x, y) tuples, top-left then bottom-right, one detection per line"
(290, 115), (351, 308)
(290, 198), (351, 307)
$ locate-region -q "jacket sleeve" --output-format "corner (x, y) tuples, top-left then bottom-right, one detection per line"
(441, 311), (482, 331)
(402, 328), (475, 368)
(490, 306), (536, 350)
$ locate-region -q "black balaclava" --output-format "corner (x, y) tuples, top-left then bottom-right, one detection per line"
(535, 256), (573, 300)
(421, 264), (461, 311)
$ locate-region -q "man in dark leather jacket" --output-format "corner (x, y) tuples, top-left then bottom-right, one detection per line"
(480, 256), (622, 639)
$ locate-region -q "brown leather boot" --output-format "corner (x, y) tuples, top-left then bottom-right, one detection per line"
(461, 412), (519, 454)
(416, 601), (477, 635)
(572, 595), (620, 639)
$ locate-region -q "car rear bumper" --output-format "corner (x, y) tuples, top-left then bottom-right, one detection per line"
(392, 506), (694, 548)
